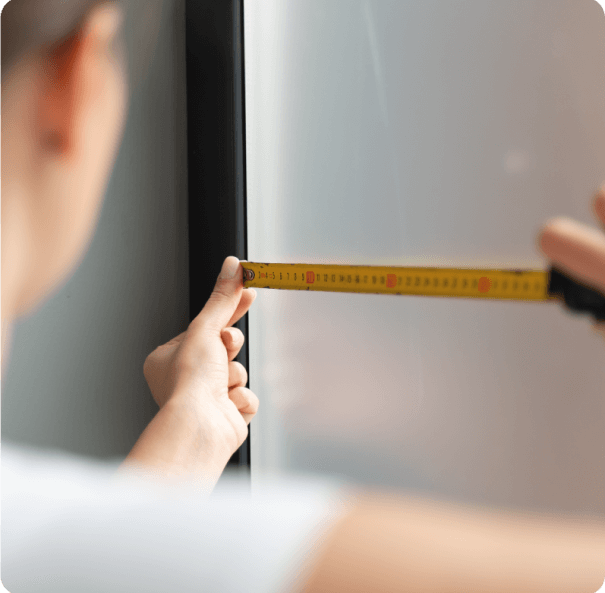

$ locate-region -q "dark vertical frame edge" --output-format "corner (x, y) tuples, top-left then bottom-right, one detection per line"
(185, 0), (250, 473)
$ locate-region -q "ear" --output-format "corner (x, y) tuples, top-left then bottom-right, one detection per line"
(36, 2), (124, 157)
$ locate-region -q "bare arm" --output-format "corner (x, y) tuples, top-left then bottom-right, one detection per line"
(300, 489), (605, 593)
(114, 397), (600, 591)
(116, 397), (233, 493)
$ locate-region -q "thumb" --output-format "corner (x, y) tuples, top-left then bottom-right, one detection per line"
(193, 257), (244, 331)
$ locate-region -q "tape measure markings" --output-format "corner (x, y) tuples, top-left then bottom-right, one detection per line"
(242, 262), (556, 302)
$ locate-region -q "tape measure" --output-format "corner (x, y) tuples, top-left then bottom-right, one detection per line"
(241, 262), (605, 322)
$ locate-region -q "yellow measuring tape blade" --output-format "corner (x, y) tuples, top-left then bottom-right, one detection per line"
(242, 262), (558, 302)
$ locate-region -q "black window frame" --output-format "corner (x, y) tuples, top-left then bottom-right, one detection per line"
(185, 0), (250, 471)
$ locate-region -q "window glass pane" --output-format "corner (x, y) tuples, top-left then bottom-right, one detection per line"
(246, 0), (605, 514)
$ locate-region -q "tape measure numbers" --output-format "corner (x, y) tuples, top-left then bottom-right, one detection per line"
(242, 262), (553, 302)
(241, 262), (605, 322)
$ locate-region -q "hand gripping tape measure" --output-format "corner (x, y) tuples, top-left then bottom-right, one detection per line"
(241, 263), (605, 323)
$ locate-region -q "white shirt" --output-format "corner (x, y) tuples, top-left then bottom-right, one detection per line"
(1, 441), (350, 593)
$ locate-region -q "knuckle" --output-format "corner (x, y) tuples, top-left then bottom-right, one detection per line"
(223, 327), (245, 344)
(230, 327), (244, 343)
(244, 388), (259, 414)
(209, 284), (232, 302)
(230, 361), (248, 383)
(237, 422), (249, 445)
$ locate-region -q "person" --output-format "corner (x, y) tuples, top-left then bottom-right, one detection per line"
(1, 1), (604, 591)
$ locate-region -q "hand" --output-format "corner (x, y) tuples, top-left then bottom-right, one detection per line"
(537, 183), (605, 337)
(142, 256), (258, 456)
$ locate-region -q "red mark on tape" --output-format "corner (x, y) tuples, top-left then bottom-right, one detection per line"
(478, 277), (492, 293)
(306, 271), (315, 283)
(387, 274), (396, 288)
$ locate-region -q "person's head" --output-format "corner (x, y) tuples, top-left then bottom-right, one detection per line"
(1, 0), (159, 372)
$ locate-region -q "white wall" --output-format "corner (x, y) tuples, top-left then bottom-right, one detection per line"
(247, 0), (605, 515)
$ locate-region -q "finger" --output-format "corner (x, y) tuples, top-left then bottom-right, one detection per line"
(537, 217), (605, 292)
(228, 360), (248, 388)
(593, 184), (605, 231)
(240, 412), (255, 426)
(221, 327), (245, 362)
(191, 257), (243, 333)
(226, 288), (257, 328)
(228, 386), (259, 422)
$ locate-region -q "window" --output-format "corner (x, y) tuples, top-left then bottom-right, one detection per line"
(190, 0), (605, 514)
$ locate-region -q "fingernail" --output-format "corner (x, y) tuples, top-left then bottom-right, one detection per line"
(219, 257), (240, 279)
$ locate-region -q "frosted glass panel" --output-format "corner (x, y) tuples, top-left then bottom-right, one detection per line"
(246, 0), (605, 514)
